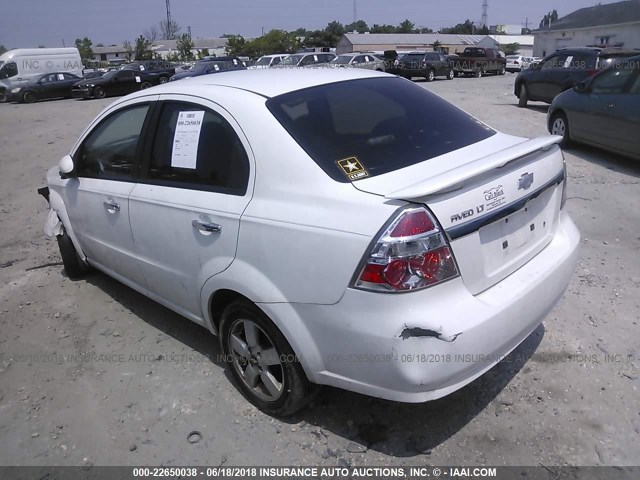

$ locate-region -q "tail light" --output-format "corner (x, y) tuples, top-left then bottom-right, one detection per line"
(353, 207), (459, 292)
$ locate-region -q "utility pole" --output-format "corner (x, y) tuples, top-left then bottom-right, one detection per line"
(353, 0), (357, 23)
(165, 0), (172, 38)
(481, 0), (488, 28)
(188, 26), (191, 40)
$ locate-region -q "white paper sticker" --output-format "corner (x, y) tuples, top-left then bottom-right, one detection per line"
(135, 76), (141, 83)
(564, 56), (574, 68)
(171, 111), (205, 169)
(57, 73), (64, 81)
(214, 64), (220, 71)
(140, 65), (145, 71)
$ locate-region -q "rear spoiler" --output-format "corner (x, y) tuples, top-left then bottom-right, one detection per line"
(385, 136), (562, 200)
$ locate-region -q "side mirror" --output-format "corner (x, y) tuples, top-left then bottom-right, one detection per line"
(59, 155), (75, 179)
(574, 82), (588, 93)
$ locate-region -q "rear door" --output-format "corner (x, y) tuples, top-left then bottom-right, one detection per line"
(575, 64), (640, 155)
(128, 96), (253, 322)
(64, 100), (152, 287)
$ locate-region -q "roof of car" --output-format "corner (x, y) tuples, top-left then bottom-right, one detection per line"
(126, 68), (389, 100)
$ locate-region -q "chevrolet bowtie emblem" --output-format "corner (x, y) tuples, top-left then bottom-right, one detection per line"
(518, 172), (534, 190)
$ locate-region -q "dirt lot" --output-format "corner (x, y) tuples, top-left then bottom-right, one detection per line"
(0, 73), (639, 468)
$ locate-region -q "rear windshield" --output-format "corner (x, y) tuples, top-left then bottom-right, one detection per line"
(266, 77), (496, 182)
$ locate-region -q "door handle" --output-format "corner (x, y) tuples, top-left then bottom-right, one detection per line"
(192, 220), (221, 233)
(103, 201), (120, 212)
(607, 104), (615, 108)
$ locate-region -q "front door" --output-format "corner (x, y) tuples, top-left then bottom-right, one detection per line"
(128, 97), (253, 322)
(64, 102), (151, 287)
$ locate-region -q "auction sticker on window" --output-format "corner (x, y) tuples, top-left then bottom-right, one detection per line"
(171, 111), (205, 169)
(337, 157), (369, 181)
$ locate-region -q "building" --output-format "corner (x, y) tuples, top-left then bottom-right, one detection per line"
(92, 45), (128, 63)
(336, 33), (486, 55)
(533, 0), (640, 57)
(478, 35), (535, 56)
(490, 25), (525, 35)
(90, 38), (230, 65)
(150, 38), (229, 59)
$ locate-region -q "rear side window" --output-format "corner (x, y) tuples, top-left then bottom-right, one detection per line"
(146, 102), (250, 195)
(267, 77), (496, 182)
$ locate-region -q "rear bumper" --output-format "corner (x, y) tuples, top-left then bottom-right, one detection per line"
(261, 210), (580, 403)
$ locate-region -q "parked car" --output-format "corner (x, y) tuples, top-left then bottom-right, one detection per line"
(389, 51), (454, 81)
(83, 70), (106, 80)
(0, 47), (83, 102)
(250, 54), (288, 69)
(280, 52), (336, 67)
(71, 69), (160, 99)
(169, 57), (246, 81)
(329, 53), (385, 71)
(40, 69), (579, 416)
(6, 72), (81, 103)
(515, 47), (639, 107)
(547, 55), (640, 160)
(121, 61), (175, 84)
(506, 55), (531, 73)
(449, 47), (507, 77)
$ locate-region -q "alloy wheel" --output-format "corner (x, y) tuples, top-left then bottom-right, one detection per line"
(227, 318), (284, 402)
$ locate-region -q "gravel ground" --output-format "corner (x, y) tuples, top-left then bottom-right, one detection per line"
(0, 73), (638, 468)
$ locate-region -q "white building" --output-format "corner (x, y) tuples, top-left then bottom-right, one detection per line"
(336, 33), (485, 55)
(150, 38), (229, 59)
(478, 35), (535, 57)
(533, 0), (640, 57)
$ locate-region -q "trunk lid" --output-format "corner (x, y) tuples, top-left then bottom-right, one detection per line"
(353, 134), (565, 294)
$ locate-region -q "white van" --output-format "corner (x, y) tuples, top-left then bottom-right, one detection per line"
(0, 48), (83, 102)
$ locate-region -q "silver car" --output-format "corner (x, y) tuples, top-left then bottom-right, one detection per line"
(330, 53), (385, 71)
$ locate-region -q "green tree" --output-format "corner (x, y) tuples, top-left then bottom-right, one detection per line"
(441, 19), (475, 34)
(176, 34), (195, 61)
(370, 24), (397, 33)
(433, 40), (442, 51)
(123, 41), (133, 61)
(324, 21), (345, 37)
(0, 45), (7, 55)
(397, 19), (416, 33)
(501, 42), (520, 55)
(133, 35), (152, 60)
(225, 35), (247, 57)
(539, 9), (559, 29)
(345, 20), (369, 33)
(74, 37), (94, 62)
(197, 48), (210, 60)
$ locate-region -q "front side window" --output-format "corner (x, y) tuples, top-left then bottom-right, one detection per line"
(591, 66), (637, 94)
(267, 77), (496, 182)
(75, 104), (149, 179)
(146, 102), (250, 194)
(0, 61), (18, 79)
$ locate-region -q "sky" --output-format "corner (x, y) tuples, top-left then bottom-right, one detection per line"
(0, 0), (621, 48)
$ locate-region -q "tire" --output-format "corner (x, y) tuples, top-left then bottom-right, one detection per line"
(549, 112), (572, 147)
(23, 91), (37, 103)
(498, 65), (506, 75)
(158, 76), (169, 84)
(140, 81), (152, 90)
(474, 68), (483, 78)
(220, 301), (315, 416)
(518, 83), (529, 107)
(426, 69), (435, 82)
(0, 90), (6, 103)
(56, 228), (91, 279)
(93, 86), (106, 99)
(447, 68), (454, 80)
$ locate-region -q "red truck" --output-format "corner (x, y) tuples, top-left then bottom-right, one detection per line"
(449, 47), (507, 77)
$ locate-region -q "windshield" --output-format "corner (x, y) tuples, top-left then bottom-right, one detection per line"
(267, 77), (496, 182)
(281, 55), (303, 65)
(332, 56), (352, 65)
(256, 57), (272, 66)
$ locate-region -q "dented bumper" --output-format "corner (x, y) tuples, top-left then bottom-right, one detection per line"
(260, 210), (580, 403)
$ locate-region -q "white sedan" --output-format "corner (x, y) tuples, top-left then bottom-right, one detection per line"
(41, 69), (580, 415)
